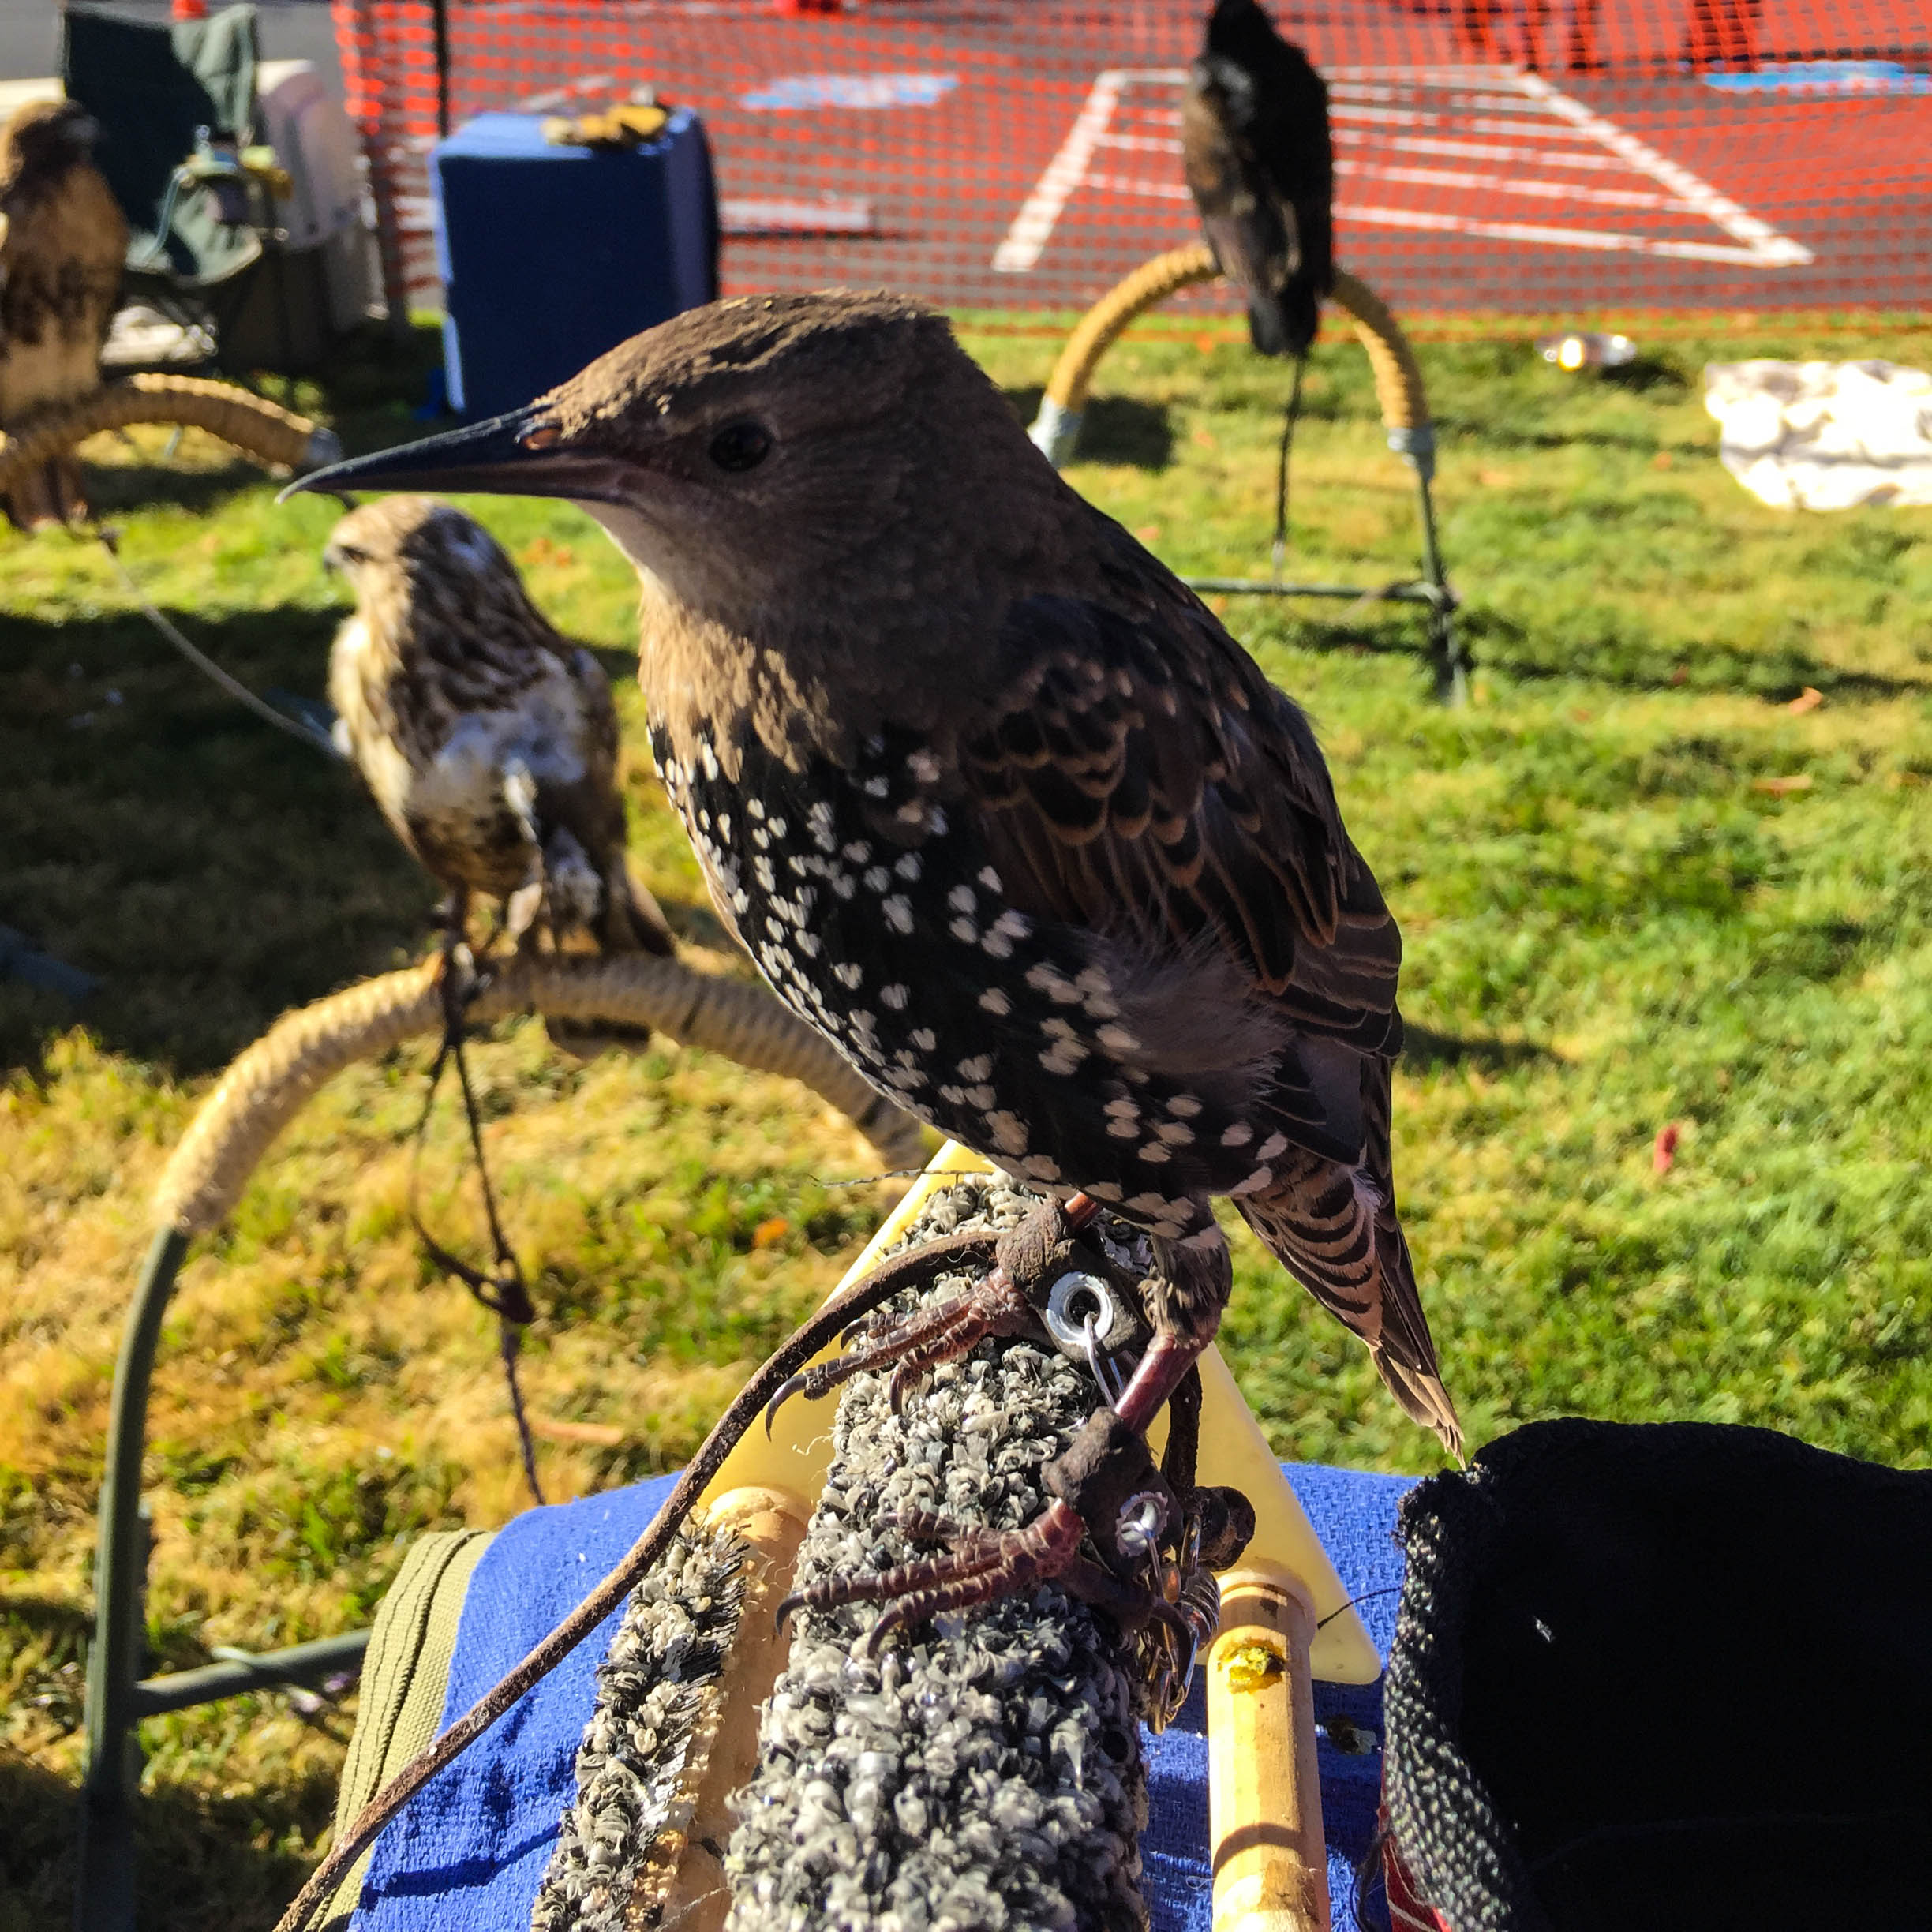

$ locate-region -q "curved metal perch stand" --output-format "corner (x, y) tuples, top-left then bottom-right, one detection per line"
(0, 372), (342, 512)
(74, 953), (924, 1932)
(1028, 246), (1465, 703)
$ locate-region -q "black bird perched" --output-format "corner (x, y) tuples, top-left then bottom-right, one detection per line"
(1183, 0), (1335, 567)
(290, 291), (1460, 1635)
(1183, 0), (1335, 361)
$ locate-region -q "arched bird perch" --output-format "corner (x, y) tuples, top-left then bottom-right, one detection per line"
(77, 949), (927, 1923)
(1028, 245), (1462, 701)
(0, 369), (341, 510)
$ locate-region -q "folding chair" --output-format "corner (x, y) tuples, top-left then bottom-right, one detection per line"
(62, 2), (276, 370)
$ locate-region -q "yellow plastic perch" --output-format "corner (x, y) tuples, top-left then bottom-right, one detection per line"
(697, 1140), (1377, 1684)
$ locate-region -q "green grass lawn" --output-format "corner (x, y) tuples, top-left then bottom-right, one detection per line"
(4, 308), (1932, 1927)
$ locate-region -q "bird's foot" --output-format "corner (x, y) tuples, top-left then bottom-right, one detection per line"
(767, 1262), (1037, 1421)
(763, 1193), (1138, 1428)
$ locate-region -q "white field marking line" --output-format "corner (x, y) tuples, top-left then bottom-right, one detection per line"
(1339, 200), (1808, 263)
(1337, 129), (1620, 168)
(1094, 131), (1182, 151)
(1085, 173), (1193, 200)
(1513, 68), (1814, 265)
(994, 68), (1128, 271)
(1337, 159), (1685, 210)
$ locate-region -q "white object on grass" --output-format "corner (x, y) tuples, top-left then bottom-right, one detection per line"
(1705, 360), (1932, 511)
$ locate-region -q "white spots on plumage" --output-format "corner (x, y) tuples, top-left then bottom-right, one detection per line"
(1106, 1116), (1139, 1139)
(746, 797), (765, 820)
(1026, 963), (1080, 1005)
(977, 866), (1002, 893)
(717, 812), (732, 842)
(949, 918), (979, 944)
(885, 1065), (927, 1093)
(1074, 967), (1119, 1020)
(883, 895), (913, 934)
(894, 852), (921, 882)
(1168, 1095), (1204, 1118)
(732, 888), (751, 915)
(808, 800), (837, 852)
(1139, 1143), (1173, 1165)
(1096, 1023), (1141, 1056)
(1104, 1094), (1139, 1118)
(796, 930), (822, 959)
(834, 961), (863, 990)
(829, 868), (856, 900)
(929, 807), (949, 836)
(1181, 1226), (1223, 1252)
(1221, 1122), (1253, 1148)
(1085, 1181), (1122, 1203)
(881, 982), (910, 1010)
(964, 1084), (996, 1108)
(910, 1027), (938, 1051)
(1125, 1191), (1175, 1219)
(697, 807), (711, 832)
(1018, 1154), (1061, 1182)
(751, 825), (770, 851)
(1256, 1132), (1290, 1162)
(895, 799), (928, 826)
(987, 1110), (1029, 1156)
(947, 885), (976, 915)
(979, 987), (1010, 1017)
(982, 927), (1015, 960)
(908, 747), (942, 784)
(700, 739), (720, 782)
(1155, 1121), (1195, 1146)
(1228, 1168), (1274, 1196)
(863, 776), (890, 798)
(753, 854), (777, 892)
(865, 733), (886, 756)
(767, 814), (787, 841)
(958, 1054), (993, 1081)
(843, 841), (870, 864)
(863, 866), (890, 893)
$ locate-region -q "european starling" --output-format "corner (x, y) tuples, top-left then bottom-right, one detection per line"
(324, 495), (673, 1046)
(0, 99), (129, 529)
(1182, 0), (1335, 361)
(293, 292), (1460, 1626)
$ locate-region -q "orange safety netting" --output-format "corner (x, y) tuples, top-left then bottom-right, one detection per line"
(331, 0), (1932, 320)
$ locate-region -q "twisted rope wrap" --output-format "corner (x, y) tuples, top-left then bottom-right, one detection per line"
(1032, 245), (1430, 462)
(153, 954), (927, 1237)
(0, 373), (339, 492)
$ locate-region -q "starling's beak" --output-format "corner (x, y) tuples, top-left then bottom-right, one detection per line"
(279, 404), (626, 507)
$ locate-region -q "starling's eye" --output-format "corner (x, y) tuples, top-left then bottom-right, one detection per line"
(707, 421), (773, 474)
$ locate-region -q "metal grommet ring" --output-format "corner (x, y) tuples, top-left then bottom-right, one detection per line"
(1044, 1271), (1129, 1356)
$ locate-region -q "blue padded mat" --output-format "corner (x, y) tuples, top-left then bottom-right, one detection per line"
(354, 1463), (1417, 1929)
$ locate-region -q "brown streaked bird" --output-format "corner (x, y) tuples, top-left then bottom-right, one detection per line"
(293, 292), (1459, 1629)
(324, 496), (674, 1048)
(1181, 0), (1335, 362)
(0, 97), (129, 529)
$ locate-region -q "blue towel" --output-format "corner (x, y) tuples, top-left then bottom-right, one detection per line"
(354, 1464), (1417, 1930)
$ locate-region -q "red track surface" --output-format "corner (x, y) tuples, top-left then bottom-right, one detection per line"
(338, 0), (1932, 313)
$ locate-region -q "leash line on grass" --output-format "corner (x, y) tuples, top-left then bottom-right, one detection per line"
(96, 526), (341, 758)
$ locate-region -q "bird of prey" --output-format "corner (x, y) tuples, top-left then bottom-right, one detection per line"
(0, 98), (129, 530)
(324, 495), (674, 1046)
(1182, 0), (1334, 361)
(294, 294), (1459, 1632)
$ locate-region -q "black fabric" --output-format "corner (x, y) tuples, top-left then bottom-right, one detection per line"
(1383, 1419), (1932, 1931)
(63, 3), (262, 287)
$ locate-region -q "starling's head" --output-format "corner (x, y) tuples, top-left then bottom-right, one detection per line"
(2, 99), (101, 182)
(287, 290), (1055, 619)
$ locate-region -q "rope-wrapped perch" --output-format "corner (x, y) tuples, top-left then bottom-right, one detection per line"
(0, 373), (340, 494)
(154, 953), (928, 1237)
(1028, 245), (1432, 469)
